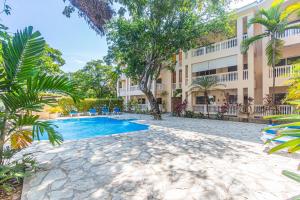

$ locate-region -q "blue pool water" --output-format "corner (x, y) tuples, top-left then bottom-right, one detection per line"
(40, 117), (148, 140)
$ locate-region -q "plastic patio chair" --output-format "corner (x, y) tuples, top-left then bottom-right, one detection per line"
(69, 110), (79, 117)
(88, 108), (98, 116)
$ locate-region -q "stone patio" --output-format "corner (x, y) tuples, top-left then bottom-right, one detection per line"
(20, 114), (300, 200)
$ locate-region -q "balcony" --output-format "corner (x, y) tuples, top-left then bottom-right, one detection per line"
(193, 71), (238, 84)
(268, 65), (294, 78)
(276, 28), (300, 39)
(130, 85), (139, 91)
(192, 37), (238, 57)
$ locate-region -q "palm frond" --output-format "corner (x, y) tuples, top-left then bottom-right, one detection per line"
(269, 138), (300, 154)
(32, 121), (62, 145)
(241, 33), (268, 54)
(2, 26), (45, 87)
(28, 73), (79, 102)
(266, 38), (284, 66)
(10, 130), (32, 149)
(248, 15), (273, 29)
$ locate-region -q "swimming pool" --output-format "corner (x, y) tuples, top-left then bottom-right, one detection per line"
(40, 117), (149, 140)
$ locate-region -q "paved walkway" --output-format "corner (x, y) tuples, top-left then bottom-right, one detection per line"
(20, 114), (300, 200)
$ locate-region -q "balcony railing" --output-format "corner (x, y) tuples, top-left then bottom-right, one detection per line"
(243, 70), (249, 80)
(269, 65), (294, 78)
(193, 71), (238, 83)
(130, 85), (139, 91)
(193, 104), (238, 116)
(119, 88), (126, 93)
(254, 105), (294, 117)
(192, 37), (238, 57)
(276, 28), (300, 38)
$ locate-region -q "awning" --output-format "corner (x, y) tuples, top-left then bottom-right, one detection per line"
(192, 55), (237, 73)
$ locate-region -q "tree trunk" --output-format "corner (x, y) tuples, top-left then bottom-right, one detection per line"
(271, 37), (276, 106)
(0, 117), (7, 165)
(144, 90), (162, 120)
(204, 91), (209, 118)
(271, 37), (277, 114)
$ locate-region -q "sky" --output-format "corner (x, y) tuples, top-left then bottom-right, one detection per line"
(1, 0), (256, 72)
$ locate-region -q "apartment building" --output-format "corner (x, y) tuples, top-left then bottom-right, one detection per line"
(117, 0), (300, 117)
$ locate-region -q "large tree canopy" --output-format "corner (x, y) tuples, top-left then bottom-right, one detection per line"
(106, 0), (233, 119)
(39, 44), (66, 75)
(70, 59), (119, 98)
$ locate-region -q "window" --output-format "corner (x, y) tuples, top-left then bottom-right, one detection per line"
(228, 95), (237, 104)
(156, 78), (162, 84)
(228, 65), (237, 72)
(156, 98), (162, 104)
(172, 72), (176, 83)
(275, 59), (286, 67)
(287, 56), (300, 65)
(185, 65), (188, 78)
(194, 69), (216, 77)
(196, 96), (205, 104)
(179, 70), (182, 82)
(274, 93), (286, 104)
(138, 98), (146, 104)
(243, 64), (248, 70)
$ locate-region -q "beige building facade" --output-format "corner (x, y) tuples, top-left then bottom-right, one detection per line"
(117, 0), (300, 117)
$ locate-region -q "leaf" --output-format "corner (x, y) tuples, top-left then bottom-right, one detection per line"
(282, 170), (300, 183)
(268, 138), (300, 154)
(2, 26), (45, 87)
(10, 130), (33, 149)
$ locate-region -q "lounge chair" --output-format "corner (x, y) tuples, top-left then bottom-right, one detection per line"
(69, 110), (79, 117)
(261, 124), (300, 144)
(113, 107), (121, 115)
(101, 107), (109, 115)
(88, 108), (98, 116)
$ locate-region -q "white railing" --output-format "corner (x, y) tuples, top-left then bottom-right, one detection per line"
(193, 71), (238, 83)
(119, 88), (126, 93)
(137, 104), (148, 111)
(192, 37), (238, 57)
(156, 83), (164, 91)
(254, 105), (294, 117)
(276, 28), (300, 38)
(193, 104), (238, 116)
(269, 65), (294, 78)
(130, 85), (139, 91)
(243, 70), (248, 80)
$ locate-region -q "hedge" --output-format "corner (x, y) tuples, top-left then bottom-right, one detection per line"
(58, 98), (124, 115)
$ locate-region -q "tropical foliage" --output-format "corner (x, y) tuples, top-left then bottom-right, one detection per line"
(57, 97), (123, 115)
(0, 26), (78, 164)
(190, 76), (225, 118)
(38, 44), (66, 75)
(106, 0), (233, 119)
(70, 59), (119, 98)
(263, 64), (300, 183)
(241, 0), (300, 104)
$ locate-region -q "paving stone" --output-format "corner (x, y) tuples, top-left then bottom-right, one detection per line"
(20, 114), (300, 200)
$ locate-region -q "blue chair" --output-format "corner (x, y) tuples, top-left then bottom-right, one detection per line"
(113, 107), (121, 115)
(261, 125), (300, 144)
(101, 106), (109, 115)
(88, 108), (97, 116)
(69, 110), (79, 117)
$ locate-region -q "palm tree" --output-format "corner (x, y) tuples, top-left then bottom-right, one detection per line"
(0, 27), (78, 164)
(241, 0), (300, 105)
(189, 76), (225, 118)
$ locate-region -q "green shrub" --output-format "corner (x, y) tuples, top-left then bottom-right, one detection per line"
(58, 98), (124, 115)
